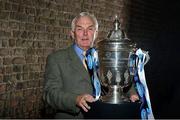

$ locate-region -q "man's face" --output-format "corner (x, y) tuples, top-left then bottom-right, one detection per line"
(71, 16), (97, 50)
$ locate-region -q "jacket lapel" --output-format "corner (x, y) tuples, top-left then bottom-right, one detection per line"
(67, 45), (91, 83)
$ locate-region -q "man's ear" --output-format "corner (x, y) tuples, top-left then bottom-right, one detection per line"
(94, 30), (98, 39)
(70, 31), (74, 39)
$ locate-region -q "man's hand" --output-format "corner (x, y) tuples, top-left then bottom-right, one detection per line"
(130, 94), (139, 102)
(76, 94), (95, 112)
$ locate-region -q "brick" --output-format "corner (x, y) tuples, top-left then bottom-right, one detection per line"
(3, 75), (12, 82)
(12, 30), (21, 38)
(9, 0), (20, 3)
(39, 71), (45, 79)
(26, 40), (33, 47)
(0, 75), (3, 82)
(41, 9), (50, 17)
(3, 57), (12, 65)
(14, 49), (26, 56)
(0, 30), (11, 39)
(16, 39), (25, 47)
(25, 56), (37, 63)
(0, 48), (9, 56)
(12, 57), (26, 64)
(21, 0), (32, 6)
(9, 39), (16, 47)
(3, 99), (11, 116)
(0, 11), (9, 20)
(16, 73), (22, 80)
(0, 83), (6, 93)
(45, 25), (53, 32)
(0, 1), (4, 10)
(39, 17), (48, 24)
(38, 33), (48, 40)
(0, 100), (5, 116)
(35, 24), (45, 32)
(10, 12), (20, 21)
(13, 65), (22, 72)
(23, 73), (28, 80)
(23, 64), (30, 72)
(36, 49), (43, 55)
(29, 72), (36, 80)
(2, 39), (9, 47)
(11, 3), (19, 12)
(4, 66), (13, 74)
(32, 41), (39, 48)
(0, 39), (2, 48)
(27, 16), (35, 23)
(16, 81), (24, 89)
(27, 32), (35, 39)
(21, 31), (28, 39)
(10, 98), (18, 107)
(19, 23), (25, 30)
(27, 48), (36, 55)
(25, 7), (36, 15)
(19, 13), (28, 22)
(38, 57), (46, 63)
(25, 23), (35, 31)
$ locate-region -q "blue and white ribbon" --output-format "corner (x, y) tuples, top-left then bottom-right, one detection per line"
(86, 48), (101, 100)
(129, 48), (154, 119)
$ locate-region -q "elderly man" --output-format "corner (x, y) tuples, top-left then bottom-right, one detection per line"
(43, 12), (139, 119)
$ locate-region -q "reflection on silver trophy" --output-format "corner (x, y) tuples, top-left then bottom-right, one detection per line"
(97, 16), (149, 104)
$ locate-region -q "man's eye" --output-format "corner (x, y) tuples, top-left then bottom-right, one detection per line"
(88, 27), (94, 30)
(77, 28), (82, 30)
(88, 28), (93, 31)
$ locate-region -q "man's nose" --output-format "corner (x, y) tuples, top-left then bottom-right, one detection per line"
(83, 29), (88, 36)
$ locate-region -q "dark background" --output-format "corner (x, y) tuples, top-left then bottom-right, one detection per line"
(146, 0), (180, 118)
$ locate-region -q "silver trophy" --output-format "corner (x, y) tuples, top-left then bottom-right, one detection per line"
(97, 16), (136, 104)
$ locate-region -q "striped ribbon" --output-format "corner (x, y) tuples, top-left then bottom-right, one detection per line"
(129, 48), (154, 119)
(85, 48), (101, 100)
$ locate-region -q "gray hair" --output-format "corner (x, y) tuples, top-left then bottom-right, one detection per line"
(71, 12), (98, 31)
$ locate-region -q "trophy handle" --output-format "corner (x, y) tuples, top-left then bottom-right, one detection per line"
(142, 50), (150, 65)
(135, 49), (150, 66)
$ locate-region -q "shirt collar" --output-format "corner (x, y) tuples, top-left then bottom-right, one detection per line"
(73, 44), (85, 62)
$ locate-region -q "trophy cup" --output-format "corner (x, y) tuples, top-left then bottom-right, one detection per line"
(84, 15), (153, 119)
(97, 16), (136, 104)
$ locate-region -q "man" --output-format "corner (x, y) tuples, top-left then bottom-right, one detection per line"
(43, 12), (139, 119)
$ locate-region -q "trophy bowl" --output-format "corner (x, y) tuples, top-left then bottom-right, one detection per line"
(97, 16), (135, 104)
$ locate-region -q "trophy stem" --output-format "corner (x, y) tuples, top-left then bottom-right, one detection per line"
(100, 85), (129, 104)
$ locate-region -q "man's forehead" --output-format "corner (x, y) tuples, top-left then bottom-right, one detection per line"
(76, 25), (95, 28)
(76, 16), (95, 25)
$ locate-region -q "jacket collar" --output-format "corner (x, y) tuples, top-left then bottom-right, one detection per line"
(67, 45), (91, 81)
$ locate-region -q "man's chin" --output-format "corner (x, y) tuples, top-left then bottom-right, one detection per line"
(81, 45), (91, 50)
(82, 43), (91, 47)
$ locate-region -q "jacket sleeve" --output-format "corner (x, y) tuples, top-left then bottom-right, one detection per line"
(43, 54), (80, 114)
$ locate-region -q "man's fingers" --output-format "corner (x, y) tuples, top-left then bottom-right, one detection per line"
(83, 100), (91, 109)
(76, 94), (95, 112)
(80, 100), (90, 112)
(130, 95), (139, 102)
(80, 101), (88, 112)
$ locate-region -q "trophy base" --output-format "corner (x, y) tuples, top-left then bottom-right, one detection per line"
(100, 85), (130, 104)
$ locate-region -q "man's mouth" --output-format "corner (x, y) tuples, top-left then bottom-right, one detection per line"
(82, 38), (89, 41)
